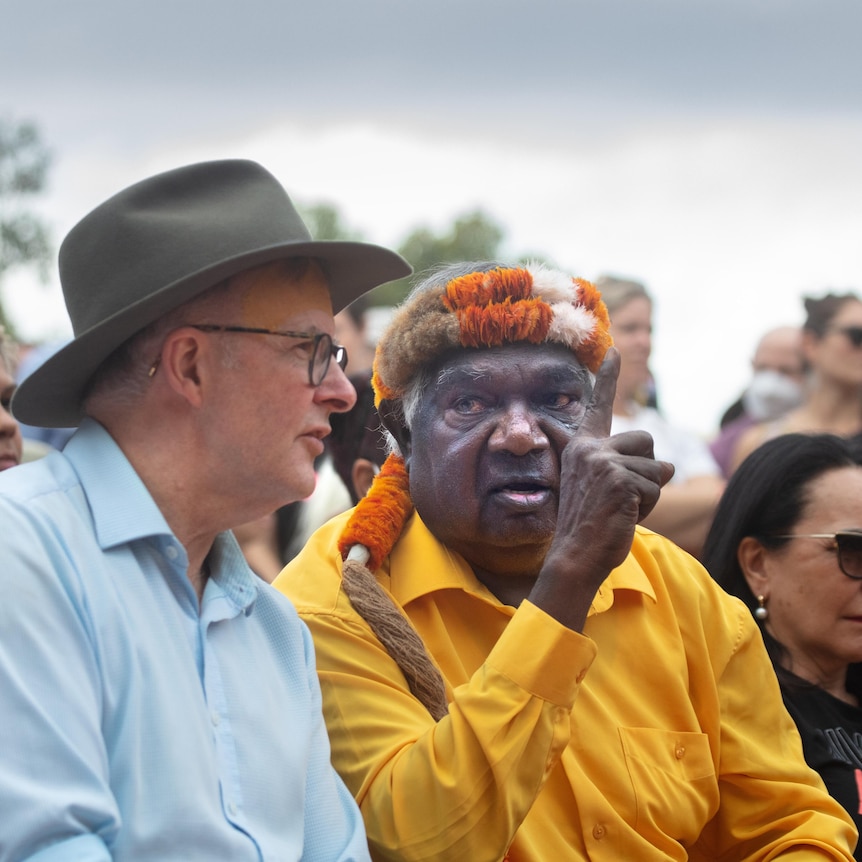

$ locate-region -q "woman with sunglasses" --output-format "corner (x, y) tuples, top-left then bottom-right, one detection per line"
(731, 292), (862, 471)
(703, 433), (862, 850)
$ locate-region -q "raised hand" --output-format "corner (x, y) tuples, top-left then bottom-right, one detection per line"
(529, 347), (674, 631)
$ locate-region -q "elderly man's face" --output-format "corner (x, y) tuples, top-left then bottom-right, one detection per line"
(405, 343), (592, 578)
(203, 259), (356, 516)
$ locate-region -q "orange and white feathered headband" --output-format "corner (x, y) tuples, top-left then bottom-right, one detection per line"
(371, 263), (612, 408)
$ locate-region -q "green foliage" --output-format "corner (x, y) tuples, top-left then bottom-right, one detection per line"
(298, 198), (555, 310)
(0, 118), (53, 333)
(370, 209), (506, 307)
(297, 201), (364, 242)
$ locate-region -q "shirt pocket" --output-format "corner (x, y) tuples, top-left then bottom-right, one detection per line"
(619, 727), (718, 844)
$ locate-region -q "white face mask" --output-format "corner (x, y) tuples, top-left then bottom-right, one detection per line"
(742, 369), (804, 422)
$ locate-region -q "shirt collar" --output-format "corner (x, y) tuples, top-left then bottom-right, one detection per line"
(64, 419), (173, 550)
(67, 419), (260, 613)
(386, 514), (656, 613)
(204, 532), (260, 615)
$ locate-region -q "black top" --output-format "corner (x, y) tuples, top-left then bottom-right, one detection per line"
(783, 683), (862, 858)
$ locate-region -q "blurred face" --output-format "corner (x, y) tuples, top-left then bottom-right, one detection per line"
(201, 260), (356, 514)
(752, 327), (804, 382)
(807, 299), (862, 386)
(0, 358), (23, 471)
(405, 343), (592, 578)
(608, 296), (652, 401)
(749, 466), (862, 685)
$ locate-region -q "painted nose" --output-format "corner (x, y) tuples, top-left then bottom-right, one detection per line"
(488, 404), (549, 456)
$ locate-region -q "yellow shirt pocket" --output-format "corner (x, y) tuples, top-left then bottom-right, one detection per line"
(620, 727), (718, 845)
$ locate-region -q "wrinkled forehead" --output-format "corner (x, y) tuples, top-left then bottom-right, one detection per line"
(238, 259), (333, 327)
(427, 342), (589, 389)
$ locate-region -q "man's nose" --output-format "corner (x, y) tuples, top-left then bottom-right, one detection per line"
(488, 404), (549, 456)
(0, 405), (17, 437)
(315, 360), (357, 413)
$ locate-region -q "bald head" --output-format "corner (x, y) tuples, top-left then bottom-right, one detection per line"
(752, 326), (804, 382)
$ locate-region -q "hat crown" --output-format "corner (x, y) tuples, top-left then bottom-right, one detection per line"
(59, 160), (310, 336)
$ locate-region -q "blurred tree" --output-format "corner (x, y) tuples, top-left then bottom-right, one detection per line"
(298, 201), (364, 242)
(371, 209), (506, 307)
(297, 201), (553, 308)
(0, 118), (52, 334)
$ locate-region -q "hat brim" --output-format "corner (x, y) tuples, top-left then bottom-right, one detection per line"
(13, 238), (410, 428)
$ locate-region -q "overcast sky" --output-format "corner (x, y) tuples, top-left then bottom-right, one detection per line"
(3, 0), (862, 434)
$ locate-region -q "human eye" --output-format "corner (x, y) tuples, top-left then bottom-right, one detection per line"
(0, 385), (15, 411)
(451, 395), (487, 414)
(542, 391), (577, 410)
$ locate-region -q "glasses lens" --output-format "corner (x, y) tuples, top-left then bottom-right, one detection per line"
(846, 327), (862, 347)
(334, 345), (348, 371)
(836, 533), (862, 579)
(310, 334), (332, 386)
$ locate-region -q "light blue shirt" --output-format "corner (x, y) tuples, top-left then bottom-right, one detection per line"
(0, 419), (370, 862)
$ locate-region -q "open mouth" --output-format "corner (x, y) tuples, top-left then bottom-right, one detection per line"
(492, 480), (552, 508)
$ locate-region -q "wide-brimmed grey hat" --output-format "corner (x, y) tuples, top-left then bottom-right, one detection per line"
(12, 159), (411, 428)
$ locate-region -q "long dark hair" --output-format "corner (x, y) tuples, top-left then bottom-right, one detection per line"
(702, 433), (862, 693)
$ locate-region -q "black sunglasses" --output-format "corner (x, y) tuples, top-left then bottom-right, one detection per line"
(830, 326), (862, 348)
(771, 531), (862, 580)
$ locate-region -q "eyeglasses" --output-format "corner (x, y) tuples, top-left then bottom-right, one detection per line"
(771, 532), (862, 580)
(829, 326), (862, 348)
(148, 325), (347, 386)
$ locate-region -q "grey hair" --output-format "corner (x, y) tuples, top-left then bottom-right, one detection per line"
(594, 274), (651, 316)
(382, 261), (506, 455)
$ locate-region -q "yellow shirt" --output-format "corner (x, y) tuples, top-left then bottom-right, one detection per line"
(276, 514), (857, 861)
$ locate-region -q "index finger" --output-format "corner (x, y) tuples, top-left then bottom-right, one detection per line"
(577, 346), (620, 439)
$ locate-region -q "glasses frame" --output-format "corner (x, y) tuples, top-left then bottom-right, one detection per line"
(148, 324), (347, 386)
(828, 326), (862, 348)
(770, 532), (862, 580)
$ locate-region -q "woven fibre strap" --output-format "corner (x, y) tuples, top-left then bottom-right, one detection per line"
(341, 552), (449, 721)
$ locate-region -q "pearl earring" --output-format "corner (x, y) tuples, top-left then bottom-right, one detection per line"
(754, 595), (768, 621)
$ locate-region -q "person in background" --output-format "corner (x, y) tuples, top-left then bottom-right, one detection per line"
(596, 275), (724, 557)
(326, 373), (389, 505)
(0, 159), (410, 861)
(335, 295), (378, 376)
(702, 433), (862, 854)
(277, 302), (394, 562)
(732, 292), (862, 470)
(709, 325), (804, 477)
(0, 325), (23, 471)
(15, 339), (76, 452)
(276, 261), (856, 861)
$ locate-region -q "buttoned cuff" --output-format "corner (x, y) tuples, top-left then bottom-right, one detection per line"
(485, 599), (597, 708)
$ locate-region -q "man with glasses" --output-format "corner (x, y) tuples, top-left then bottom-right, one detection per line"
(0, 160), (410, 861)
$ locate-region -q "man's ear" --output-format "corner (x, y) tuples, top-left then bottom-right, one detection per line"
(377, 398), (411, 462)
(158, 327), (208, 408)
(737, 535), (771, 599)
(351, 458), (378, 501)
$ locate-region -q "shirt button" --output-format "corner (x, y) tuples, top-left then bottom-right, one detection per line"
(675, 745), (686, 760)
(592, 823), (606, 840)
(211, 711), (220, 727)
(166, 545), (178, 560)
(228, 801), (238, 817)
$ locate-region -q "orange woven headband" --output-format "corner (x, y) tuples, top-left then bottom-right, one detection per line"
(372, 264), (612, 406)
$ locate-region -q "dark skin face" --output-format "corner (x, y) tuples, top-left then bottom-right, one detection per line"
(384, 343), (674, 626)
(405, 343), (592, 583)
